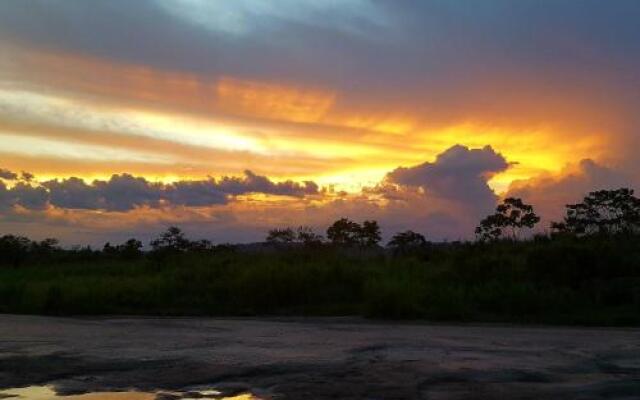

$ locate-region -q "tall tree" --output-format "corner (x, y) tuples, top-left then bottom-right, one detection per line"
(327, 218), (361, 246)
(552, 188), (640, 236)
(387, 230), (427, 255)
(327, 218), (381, 247)
(358, 220), (382, 247)
(476, 197), (540, 241)
(150, 226), (191, 252)
(265, 228), (296, 244)
(266, 226), (324, 246)
(0, 234), (31, 266)
(296, 226), (324, 246)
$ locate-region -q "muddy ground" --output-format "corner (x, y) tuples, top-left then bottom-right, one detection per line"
(0, 315), (639, 399)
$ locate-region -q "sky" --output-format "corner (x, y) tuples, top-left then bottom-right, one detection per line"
(1, 0), (639, 245)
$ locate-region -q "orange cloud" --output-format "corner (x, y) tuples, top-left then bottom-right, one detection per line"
(0, 44), (620, 199)
(216, 76), (336, 124)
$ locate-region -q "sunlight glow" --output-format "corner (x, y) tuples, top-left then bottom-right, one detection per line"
(0, 133), (176, 164)
(422, 123), (607, 193)
(0, 88), (268, 155)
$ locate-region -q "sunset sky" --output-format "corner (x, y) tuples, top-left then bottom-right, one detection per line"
(1, 0), (640, 245)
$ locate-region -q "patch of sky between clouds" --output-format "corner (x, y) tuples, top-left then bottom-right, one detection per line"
(0, 88), (392, 167)
(0, 132), (177, 163)
(156, 0), (391, 37)
(0, 88), (268, 155)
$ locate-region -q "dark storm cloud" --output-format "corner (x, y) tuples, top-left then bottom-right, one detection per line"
(387, 145), (510, 212)
(216, 170), (319, 197)
(1, 0), (640, 144)
(89, 174), (166, 211)
(0, 182), (10, 210)
(164, 180), (229, 208)
(0, 170), (320, 212)
(11, 182), (49, 210)
(3, 0), (640, 96)
(0, 181), (48, 210)
(45, 177), (103, 210)
(0, 0), (392, 85)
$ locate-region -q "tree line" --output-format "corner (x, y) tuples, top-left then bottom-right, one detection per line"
(1, 187), (640, 266)
(267, 187), (640, 250)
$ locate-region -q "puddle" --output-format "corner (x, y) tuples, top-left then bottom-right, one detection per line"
(0, 386), (260, 400)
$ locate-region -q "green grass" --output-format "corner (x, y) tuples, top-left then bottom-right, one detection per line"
(1, 237), (639, 325)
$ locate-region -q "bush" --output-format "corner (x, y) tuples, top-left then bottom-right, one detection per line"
(1, 234), (639, 325)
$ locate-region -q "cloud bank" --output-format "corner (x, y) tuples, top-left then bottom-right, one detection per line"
(1, 144), (635, 245)
(1, 170), (319, 212)
(387, 145), (510, 213)
(0, 145), (519, 244)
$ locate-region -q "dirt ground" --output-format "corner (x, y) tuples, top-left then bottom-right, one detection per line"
(0, 315), (639, 399)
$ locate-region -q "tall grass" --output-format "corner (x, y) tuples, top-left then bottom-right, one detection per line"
(1, 237), (639, 325)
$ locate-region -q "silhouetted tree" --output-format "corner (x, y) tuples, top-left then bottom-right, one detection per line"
(327, 218), (361, 246)
(38, 238), (59, 249)
(150, 226), (191, 252)
(104, 240), (141, 259)
(67, 244), (99, 261)
(296, 226), (324, 246)
(327, 218), (381, 247)
(266, 228), (296, 245)
(190, 239), (214, 252)
(0, 234), (31, 266)
(476, 197), (540, 241)
(31, 238), (60, 258)
(266, 226), (324, 247)
(103, 242), (117, 256)
(358, 220), (382, 247)
(388, 230), (427, 255)
(118, 238), (144, 259)
(551, 188), (640, 236)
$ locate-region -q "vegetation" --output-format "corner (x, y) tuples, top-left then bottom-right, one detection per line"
(326, 218), (381, 247)
(0, 189), (639, 326)
(266, 226), (324, 247)
(387, 230), (429, 256)
(551, 188), (640, 235)
(475, 197), (541, 241)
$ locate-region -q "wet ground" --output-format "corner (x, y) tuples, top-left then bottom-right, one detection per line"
(0, 315), (639, 399)
(0, 385), (256, 400)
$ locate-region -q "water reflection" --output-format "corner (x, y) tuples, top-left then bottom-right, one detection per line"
(0, 386), (258, 400)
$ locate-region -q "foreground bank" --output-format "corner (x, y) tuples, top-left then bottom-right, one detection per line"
(0, 315), (639, 399)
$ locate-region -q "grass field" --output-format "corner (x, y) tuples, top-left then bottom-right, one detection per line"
(1, 235), (639, 326)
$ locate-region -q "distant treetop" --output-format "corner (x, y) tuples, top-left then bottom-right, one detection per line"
(552, 188), (640, 236)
